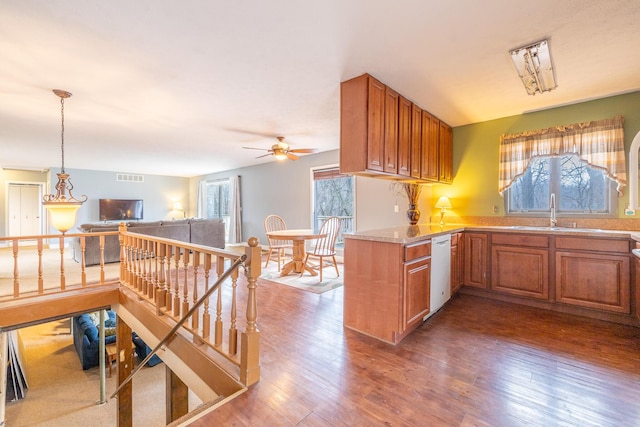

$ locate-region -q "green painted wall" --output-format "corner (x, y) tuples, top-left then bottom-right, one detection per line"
(443, 91), (640, 217)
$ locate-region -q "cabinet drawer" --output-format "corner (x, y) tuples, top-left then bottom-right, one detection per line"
(491, 233), (549, 248)
(555, 237), (630, 254)
(404, 241), (431, 261)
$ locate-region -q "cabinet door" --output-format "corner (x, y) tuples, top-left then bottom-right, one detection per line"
(491, 245), (549, 299)
(410, 104), (422, 179)
(397, 96), (411, 177)
(383, 87), (399, 174)
(438, 122), (453, 183)
(366, 76), (386, 172)
(451, 232), (464, 294)
(464, 233), (488, 288)
(403, 257), (430, 330)
(635, 256), (640, 321)
(556, 251), (630, 313)
(421, 111), (439, 181)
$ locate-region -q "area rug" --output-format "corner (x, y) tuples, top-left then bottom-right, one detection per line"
(259, 259), (343, 294)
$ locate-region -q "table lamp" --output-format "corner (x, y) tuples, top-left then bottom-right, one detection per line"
(435, 196), (452, 225)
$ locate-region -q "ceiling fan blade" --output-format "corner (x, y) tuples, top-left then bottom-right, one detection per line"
(243, 146), (270, 151)
(286, 152), (299, 160)
(255, 153), (273, 159)
(288, 148), (318, 154)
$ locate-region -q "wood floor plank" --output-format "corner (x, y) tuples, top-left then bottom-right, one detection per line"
(190, 279), (640, 426)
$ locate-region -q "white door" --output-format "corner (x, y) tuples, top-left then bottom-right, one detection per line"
(8, 184), (42, 237)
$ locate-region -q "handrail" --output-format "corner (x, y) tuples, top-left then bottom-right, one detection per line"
(111, 253), (247, 399)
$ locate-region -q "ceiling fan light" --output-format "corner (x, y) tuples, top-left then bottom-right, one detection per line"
(274, 151), (287, 160)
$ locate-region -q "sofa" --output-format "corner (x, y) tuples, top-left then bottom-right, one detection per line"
(71, 218), (226, 266)
(73, 310), (117, 370)
(72, 310), (162, 369)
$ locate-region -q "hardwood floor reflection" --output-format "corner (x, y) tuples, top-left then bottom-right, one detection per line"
(192, 280), (640, 426)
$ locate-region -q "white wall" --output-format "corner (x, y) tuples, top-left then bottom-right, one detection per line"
(43, 168), (189, 234)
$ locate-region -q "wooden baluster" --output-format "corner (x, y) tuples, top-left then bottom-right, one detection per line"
(12, 239), (19, 297)
(147, 240), (154, 299)
(152, 241), (158, 299)
(37, 238), (44, 293)
(156, 243), (167, 315)
(202, 253), (212, 339)
(181, 249), (190, 318)
(125, 234), (134, 287)
(80, 235), (87, 286)
(228, 268), (239, 355)
(99, 234), (105, 284)
(241, 237), (261, 386)
(59, 236), (65, 290)
(215, 255), (224, 347)
(173, 246), (181, 317)
(136, 237), (143, 293)
(165, 245), (173, 313)
(191, 251), (200, 333)
(118, 222), (127, 282)
(142, 239), (149, 296)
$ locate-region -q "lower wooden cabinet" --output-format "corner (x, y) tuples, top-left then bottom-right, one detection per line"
(556, 250), (630, 313)
(344, 237), (431, 344)
(464, 233), (488, 289)
(403, 256), (431, 330)
(491, 245), (549, 299)
(450, 232), (463, 294)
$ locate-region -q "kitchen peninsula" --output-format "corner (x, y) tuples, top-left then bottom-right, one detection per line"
(343, 224), (640, 344)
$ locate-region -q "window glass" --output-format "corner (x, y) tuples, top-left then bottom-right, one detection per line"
(205, 179), (230, 240)
(312, 168), (354, 247)
(507, 155), (613, 215)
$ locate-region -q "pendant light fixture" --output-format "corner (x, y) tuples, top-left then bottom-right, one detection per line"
(42, 89), (87, 234)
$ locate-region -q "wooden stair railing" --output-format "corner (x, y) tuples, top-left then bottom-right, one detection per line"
(111, 252), (247, 399)
(117, 223), (261, 389)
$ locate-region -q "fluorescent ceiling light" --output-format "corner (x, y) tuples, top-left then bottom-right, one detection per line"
(509, 39), (557, 95)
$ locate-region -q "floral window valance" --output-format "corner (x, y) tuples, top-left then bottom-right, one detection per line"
(498, 116), (626, 195)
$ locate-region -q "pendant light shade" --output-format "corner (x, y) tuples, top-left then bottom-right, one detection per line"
(42, 89), (87, 233)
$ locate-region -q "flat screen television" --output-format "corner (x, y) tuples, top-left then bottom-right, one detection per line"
(99, 199), (144, 221)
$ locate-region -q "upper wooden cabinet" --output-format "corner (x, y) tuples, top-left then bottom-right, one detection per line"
(420, 111), (439, 181)
(340, 73), (453, 183)
(397, 96), (412, 177)
(439, 122), (453, 183)
(383, 87), (399, 174)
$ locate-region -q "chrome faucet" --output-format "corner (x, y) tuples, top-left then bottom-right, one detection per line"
(550, 193), (557, 228)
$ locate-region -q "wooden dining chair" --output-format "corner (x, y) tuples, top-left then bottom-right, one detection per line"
(301, 216), (342, 282)
(264, 214), (292, 271)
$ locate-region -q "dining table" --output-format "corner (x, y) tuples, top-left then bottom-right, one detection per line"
(265, 229), (326, 276)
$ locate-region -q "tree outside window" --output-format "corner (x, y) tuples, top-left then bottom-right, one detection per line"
(507, 155), (613, 215)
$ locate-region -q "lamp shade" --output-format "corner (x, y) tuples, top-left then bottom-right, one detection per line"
(435, 196), (452, 209)
(44, 202), (82, 234)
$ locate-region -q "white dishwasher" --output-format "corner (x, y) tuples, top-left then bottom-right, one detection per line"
(425, 233), (451, 320)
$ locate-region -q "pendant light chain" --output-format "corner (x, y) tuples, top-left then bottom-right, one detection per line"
(60, 95), (65, 173)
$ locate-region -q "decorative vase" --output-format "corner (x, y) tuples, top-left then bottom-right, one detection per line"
(406, 204), (420, 225)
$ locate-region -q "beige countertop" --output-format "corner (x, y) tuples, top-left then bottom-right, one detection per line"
(344, 223), (640, 244)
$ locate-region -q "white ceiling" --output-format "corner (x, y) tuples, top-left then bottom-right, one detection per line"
(2, 0), (640, 177)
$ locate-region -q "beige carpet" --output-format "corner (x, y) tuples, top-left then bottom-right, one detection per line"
(3, 318), (201, 427)
(259, 258), (343, 294)
(0, 247), (121, 299)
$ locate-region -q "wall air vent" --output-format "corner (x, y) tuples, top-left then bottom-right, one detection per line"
(116, 173), (144, 183)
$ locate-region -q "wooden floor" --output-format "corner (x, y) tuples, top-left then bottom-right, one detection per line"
(189, 278), (640, 426)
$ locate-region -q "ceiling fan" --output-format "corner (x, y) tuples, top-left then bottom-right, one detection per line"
(243, 136), (317, 161)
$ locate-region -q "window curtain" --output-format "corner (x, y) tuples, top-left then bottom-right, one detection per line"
(196, 180), (207, 218)
(228, 175), (242, 244)
(498, 116), (626, 195)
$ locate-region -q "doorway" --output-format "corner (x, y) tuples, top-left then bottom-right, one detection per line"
(7, 183), (44, 239)
(311, 165), (354, 253)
